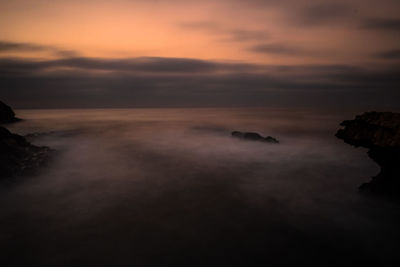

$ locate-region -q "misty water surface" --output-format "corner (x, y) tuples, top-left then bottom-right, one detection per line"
(1, 108), (399, 266)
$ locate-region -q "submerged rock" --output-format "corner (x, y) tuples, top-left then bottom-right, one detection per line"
(0, 101), (20, 124)
(336, 112), (400, 194)
(232, 131), (279, 143)
(0, 126), (51, 178)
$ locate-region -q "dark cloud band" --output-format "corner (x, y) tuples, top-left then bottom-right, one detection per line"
(1, 55), (399, 109)
(361, 18), (400, 31)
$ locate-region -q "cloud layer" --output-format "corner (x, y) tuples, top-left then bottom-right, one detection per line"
(1, 51), (399, 109)
(0, 0), (399, 109)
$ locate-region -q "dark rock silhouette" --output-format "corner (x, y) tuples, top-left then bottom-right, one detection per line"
(0, 100), (20, 124)
(25, 131), (56, 139)
(0, 126), (51, 178)
(232, 131), (279, 143)
(336, 112), (400, 194)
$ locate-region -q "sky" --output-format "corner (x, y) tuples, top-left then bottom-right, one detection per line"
(0, 0), (399, 109)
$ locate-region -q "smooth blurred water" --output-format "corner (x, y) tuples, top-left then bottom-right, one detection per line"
(1, 108), (399, 266)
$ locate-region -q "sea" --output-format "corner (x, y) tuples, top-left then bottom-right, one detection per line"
(1, 108), (399, 266)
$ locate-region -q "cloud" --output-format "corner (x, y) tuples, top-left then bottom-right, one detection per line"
(376, 49), (400, 59)
(0, 56), (259, 74)
(1, 56), (398, 87)
(221, 29), (268, 42)
(0, 41), (49, 52)
(179, 21), (220, 30)
(295, 2), (356, 25)
(0, 40), (79, 57)
(361, 18), (400, 31)
(1, 56), (399, 109)
(179, 21), (268, 42)
(249, 43), (305, 56)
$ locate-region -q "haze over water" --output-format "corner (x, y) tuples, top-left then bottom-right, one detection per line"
(1, 108), (399, 266)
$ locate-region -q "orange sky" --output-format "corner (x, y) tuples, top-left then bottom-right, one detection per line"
(0, 0), (399, 109)
(1, 0), (399, 65)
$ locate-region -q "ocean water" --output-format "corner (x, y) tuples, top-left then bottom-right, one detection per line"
(1, 108), (399, 266)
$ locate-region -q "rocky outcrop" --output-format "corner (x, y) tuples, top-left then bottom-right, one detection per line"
(232, 131), (279, 143)
(336, 112), (400, 194)
(0, 126), (51, 178)
(0, 101), (20, 124)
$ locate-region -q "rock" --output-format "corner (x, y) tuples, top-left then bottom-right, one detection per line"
(231, 131), (279, 143)
(264, 136), (279, 143)
(0, 126), (51, 178)
(336, 112), (400, 194)
(0, 101), (20, 124)
(25, 131), (55, 139)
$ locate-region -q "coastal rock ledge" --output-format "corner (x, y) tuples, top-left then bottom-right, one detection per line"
(336, 112), (400, 194)
(0, 101), (51, 179)
(0, 126), (51, 178)
(0, 101), (20, 123)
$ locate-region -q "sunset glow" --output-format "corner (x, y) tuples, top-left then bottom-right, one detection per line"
(1, 1), (400, 266)
(0, 0), (399, 108)
(1, 0), (399, 63)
